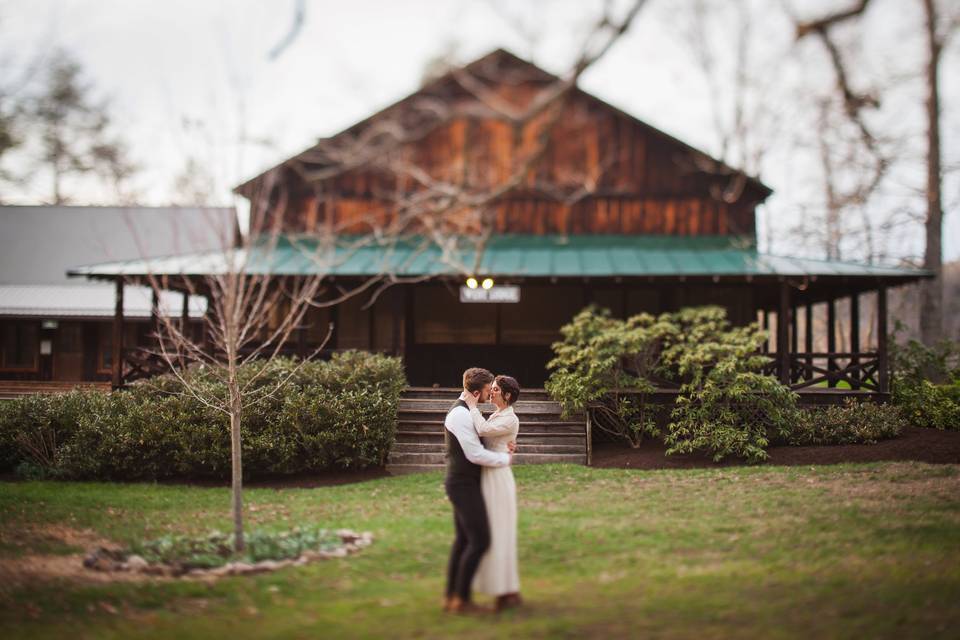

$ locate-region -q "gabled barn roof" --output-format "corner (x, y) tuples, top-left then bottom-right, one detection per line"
(234, 48), (772, 200)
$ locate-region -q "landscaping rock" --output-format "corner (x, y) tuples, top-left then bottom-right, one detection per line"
(228, 562), (255, 575)
(83, 547), (126, 572)
(125, 555), (148, 572)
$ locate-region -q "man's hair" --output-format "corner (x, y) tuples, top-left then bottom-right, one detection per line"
(463, 367), (494, 392)
(495, 375), (521, 405)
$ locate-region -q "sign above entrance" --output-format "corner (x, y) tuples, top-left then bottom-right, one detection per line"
(460, 285), (521, 303)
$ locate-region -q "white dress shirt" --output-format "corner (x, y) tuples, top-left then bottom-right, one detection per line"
(444, 392), (511, 468)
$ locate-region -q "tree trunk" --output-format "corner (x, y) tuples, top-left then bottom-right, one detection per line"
(229, 368), (245, 553)
(920, 0), (943, 346)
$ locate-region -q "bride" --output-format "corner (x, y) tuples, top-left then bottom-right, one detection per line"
(464, 374), (522, 611)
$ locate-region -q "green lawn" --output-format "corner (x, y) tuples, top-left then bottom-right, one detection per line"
(1, 462), (959, 639)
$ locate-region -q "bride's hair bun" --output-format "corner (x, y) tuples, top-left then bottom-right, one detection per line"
(495, 375), (520, 405)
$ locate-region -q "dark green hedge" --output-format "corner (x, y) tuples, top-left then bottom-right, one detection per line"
(0, 351), (406, 481)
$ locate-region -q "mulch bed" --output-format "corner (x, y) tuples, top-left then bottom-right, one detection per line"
(591, 427), (960, 470)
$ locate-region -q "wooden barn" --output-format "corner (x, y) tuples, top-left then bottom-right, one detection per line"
(73, 49), (930, 397)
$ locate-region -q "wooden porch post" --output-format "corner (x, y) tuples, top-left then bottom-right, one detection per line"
(805, 304), (814, 382)
(827, 298), (837, 388)
(761, 310), (769, 353)
(850, 292), (860, 390)
(778, 281), (790, 386)
(790, 305), (799, 382)
(180, 292), (189, 327)
(202, 294), (212, 354)
(150, 289), (160, 348)
(877, 286), (889, 393)
(180, 291), (190, 344)
(112, 278), (124, 389)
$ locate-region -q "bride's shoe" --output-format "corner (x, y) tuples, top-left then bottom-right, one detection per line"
(495, 593), (523, 611)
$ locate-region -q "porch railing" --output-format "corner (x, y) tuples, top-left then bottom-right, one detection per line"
(762, 352), (882, 392)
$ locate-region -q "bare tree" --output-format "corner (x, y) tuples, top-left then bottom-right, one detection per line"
(795, 0), (959, 344)
(669, 0), (795, 234)
(170, 156), (221, 206)
(26, 50), (138, 204)
(135, 0), (654, 553)
(139, 170), (382, 552)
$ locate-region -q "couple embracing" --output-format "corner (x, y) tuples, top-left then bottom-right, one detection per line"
(443, 367), (523, 614)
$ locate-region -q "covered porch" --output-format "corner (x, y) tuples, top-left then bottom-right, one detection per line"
(69, 235), (931, 396)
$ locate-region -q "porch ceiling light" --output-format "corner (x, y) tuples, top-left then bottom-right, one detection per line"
(466, 277), (478, 289)
(481, 278), (494, 290)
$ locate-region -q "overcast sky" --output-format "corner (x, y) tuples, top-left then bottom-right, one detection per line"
(1, 0), (957, 261)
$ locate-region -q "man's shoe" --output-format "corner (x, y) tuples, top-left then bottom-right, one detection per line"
(447, 596), (490, 615)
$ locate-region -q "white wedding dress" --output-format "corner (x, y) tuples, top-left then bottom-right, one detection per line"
(468, 404), (520, 596)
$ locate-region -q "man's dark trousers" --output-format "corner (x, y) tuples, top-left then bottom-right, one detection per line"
(444, 399), (491, 602)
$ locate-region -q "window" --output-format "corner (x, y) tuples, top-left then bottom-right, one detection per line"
(1, 321), (39, 370)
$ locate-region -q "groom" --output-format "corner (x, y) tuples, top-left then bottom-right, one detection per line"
(443, 367), (515, 614)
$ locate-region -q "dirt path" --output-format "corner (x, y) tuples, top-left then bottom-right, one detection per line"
(0, 525), (170, 595)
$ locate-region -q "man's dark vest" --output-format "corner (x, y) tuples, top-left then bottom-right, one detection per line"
(445, 399), (481, 482)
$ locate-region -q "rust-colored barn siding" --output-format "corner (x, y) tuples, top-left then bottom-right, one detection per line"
(247, 50), (769, 240)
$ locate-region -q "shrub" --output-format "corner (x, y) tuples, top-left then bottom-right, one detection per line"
(890, 331), (960, 384)
(893, 380), (960, 431)
(889, 331), (960, 431)
(0, 389), (106, 475)
(0, 351), (406, 480)
(786, 399), (906, 445)
(662, 307), (801, 463)
(54, 390), (182, 480)
(546, 306), (673, 447)
(666, 370), (800, 463)
(547, 305), (802, 461)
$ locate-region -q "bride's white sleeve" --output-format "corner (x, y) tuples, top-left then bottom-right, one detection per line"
(470, 407), (518, 437)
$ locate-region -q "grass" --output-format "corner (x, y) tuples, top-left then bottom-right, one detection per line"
(1, 462), (959, 639)
(813, 379), (853, 389)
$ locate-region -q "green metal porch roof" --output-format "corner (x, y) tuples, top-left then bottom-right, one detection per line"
(68, 235), (932, 282)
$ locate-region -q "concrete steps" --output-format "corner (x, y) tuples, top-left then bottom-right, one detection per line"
(387, 389), (589, 474)
(392, 441), (585, 455)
